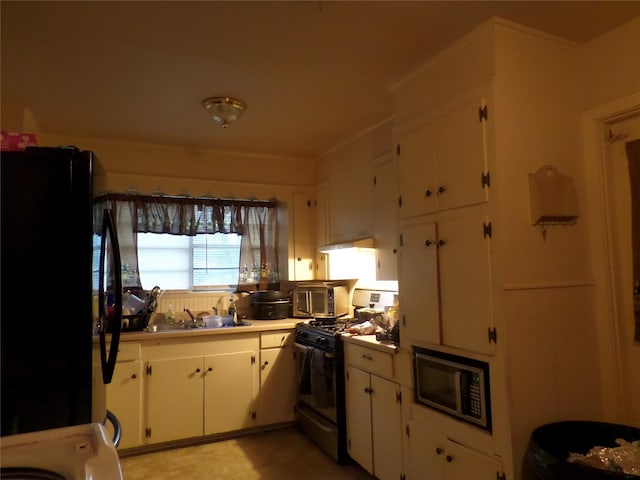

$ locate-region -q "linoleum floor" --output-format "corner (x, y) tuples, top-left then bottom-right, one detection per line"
(119, 427), (375, 480)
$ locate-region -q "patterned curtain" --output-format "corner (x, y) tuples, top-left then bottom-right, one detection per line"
(93, 193), (279, 290)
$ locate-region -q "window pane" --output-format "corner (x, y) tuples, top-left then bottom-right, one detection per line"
(138, 233), (191, 290)
(137, 232), (241, 291)
(193, 233), (241, 289)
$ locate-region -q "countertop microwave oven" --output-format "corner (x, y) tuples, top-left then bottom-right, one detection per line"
(413, 346), (491, 431)
(292, 283), (349, 318)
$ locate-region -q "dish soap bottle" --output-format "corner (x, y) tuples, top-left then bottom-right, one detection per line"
(228, 293), (238, 326)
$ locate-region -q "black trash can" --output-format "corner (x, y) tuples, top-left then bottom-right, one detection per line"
(526, 421), (640, 479)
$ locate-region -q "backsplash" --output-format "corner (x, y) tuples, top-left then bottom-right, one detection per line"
(155, 292), (229, 319)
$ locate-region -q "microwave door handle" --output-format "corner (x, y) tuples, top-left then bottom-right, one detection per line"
(454, 371), (463, 414)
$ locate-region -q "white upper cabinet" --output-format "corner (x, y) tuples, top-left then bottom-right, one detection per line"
(396, 87), (490, 220)
(290, 192), (315, 281)
(373, 154), (399, 280)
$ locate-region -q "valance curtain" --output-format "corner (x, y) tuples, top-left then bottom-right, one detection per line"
(93, 193), (279, 290)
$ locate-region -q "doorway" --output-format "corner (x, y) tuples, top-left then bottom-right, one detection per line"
(586, 94), (640, 427)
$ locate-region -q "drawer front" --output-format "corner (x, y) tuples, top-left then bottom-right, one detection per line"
(260, 331), (292, 349)
(112, 342), (141, 362)
(347, 343), (394, 378)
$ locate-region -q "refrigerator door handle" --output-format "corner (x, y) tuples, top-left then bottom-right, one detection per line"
(98, 209), (121, 384)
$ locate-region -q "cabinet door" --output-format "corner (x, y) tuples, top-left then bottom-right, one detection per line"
(314, 181), (329, 280)
(106, 361), (142, 449)
(345, 366), (373, 474)
(406, 419), (446, 480)
(371, 375), (404, 480)
(445, 439), (502, 480)
(438, 213), (493, 354)
(373, 158), (399, 280)
(203, 350), (256, 435)
(145, 357), (204, 444)
(258, 345), (296, 425)
(399, 221), (440, 345)
(397, 122), (437, 219)
(435, 97), (489, 211)
(292, 192), (314, 281)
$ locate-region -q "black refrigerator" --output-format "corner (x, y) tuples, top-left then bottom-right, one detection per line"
(1, 146), (122, 437)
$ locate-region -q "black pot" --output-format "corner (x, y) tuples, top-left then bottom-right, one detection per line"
(251, 290), (289, 301)
(252, 300), (290, 320)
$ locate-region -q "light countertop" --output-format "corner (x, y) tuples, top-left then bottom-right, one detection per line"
(340, 333), (399, 353)
(102, 318), (305, 342)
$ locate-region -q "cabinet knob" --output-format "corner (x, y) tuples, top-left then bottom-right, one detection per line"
(196, 368), (201, 373)
(438, 239), (446, 247)
(446, 455), (453, 463)
(438, 186), (446, 194)
(425, 189), (432, 197)
(436, 447), (444, 455)
(207, 367), (213, 372)
(425, 240), (433, 247)
(131, 374), (137, 379)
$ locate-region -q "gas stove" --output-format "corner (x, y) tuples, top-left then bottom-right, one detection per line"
(294, 317), (357, 350)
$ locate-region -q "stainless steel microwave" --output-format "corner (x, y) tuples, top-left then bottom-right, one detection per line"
(292, 283), (349, 318)
(413, 347), (491, 431)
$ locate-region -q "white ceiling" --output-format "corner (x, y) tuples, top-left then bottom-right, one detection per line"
(2, 1), (639, 159)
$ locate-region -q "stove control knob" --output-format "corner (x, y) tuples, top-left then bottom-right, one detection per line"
(317, 336), (327, 345)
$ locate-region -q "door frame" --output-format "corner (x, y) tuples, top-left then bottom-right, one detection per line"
(583, 91), (640, 423)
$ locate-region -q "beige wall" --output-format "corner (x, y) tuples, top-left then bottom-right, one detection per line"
(581, 16), (640, 110)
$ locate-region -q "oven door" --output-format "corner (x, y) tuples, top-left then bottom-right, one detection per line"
(294, 342), (337, 423)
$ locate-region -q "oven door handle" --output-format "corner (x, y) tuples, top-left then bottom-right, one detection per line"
(294, 342), (334, 358)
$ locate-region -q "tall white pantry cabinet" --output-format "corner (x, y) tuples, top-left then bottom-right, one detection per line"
(393, 19), (603, 480)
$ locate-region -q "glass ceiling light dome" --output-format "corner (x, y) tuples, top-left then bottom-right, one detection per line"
(202, 96), (247, 128)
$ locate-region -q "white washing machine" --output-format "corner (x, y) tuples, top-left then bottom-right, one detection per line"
(0, 423), (123, 479)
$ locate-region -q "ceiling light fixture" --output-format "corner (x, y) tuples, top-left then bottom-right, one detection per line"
(202, 96), (247, 128)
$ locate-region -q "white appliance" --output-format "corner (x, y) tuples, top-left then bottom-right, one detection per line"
(0, 423), (124, 479)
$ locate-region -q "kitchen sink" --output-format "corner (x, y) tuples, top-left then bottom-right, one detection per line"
(148, 320), (252, 332)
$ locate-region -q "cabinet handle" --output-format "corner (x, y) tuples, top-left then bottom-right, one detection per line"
(436, 447), (443, 455)
(425, 189), (432, 197)
(438, 186), (446, 194)
(438, 239), (446, 247)
(261, 361), (269, 370)
(425, 240), (433, 247)
(446, 455), (453, 463)
(364, 387), (373, 394)
(361, 354), (373, 361)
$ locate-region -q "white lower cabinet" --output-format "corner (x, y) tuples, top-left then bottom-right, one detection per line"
(144, 348), (258, 444)
(203, 350), (257, 435)
(406, 419), (502, 480)
(145, 356), (205, 443)
(105, 343), (142, 450)
(257, 332), (296, 425)
(344, 340), (404, 480)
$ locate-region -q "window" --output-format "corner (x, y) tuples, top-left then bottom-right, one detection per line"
(137, 232), (241, 290)
(93, 193), (279, 293)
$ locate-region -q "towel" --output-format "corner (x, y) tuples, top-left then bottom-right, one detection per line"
(310, 348), (333, 409)
(298, 348), (312, 395)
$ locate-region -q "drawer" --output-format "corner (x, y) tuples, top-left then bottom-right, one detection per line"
(111, 342), (141, 362)
(260, 331), (292, 349)
(347, 343), (394, 379)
